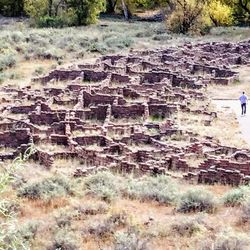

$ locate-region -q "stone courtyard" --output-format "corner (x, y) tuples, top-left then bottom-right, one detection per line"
(1, 40), (250, 186)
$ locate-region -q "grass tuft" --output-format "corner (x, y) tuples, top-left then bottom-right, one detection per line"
(17, 176), (74, 201)
(223, 186), (250, 207)
(177, 188), (217, 213)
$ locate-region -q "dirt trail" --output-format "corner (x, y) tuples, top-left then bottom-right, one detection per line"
(213, 100), (250, 146)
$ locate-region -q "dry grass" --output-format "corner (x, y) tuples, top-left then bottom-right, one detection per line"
(207, 66), (250, 100)
(36, 143), (68, 153)
(177, 107), (248, 149)
(4, 60), (56, 88)
(204, 66), (250, 148)
(12, 184), (248, 249)
(165, 85), (250, 164)
(0, 147), (16, 154)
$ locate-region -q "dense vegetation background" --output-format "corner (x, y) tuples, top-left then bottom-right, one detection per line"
(0, 0), (250, 33)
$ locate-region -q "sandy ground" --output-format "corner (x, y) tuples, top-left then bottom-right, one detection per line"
(213, 100), (250, 145)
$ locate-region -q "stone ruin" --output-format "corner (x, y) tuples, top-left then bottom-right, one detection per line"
(1, 40), (250, 186)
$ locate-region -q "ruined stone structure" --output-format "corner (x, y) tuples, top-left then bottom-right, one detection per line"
(1, 40), (250, 185)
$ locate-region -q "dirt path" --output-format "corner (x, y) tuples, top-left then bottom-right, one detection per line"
(213, 100), (250, 146)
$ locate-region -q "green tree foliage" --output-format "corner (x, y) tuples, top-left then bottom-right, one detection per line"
(24, 0), (105, 26)
(106, 0), (118, 13)
(166, 0), (211, 34)
(223, 0), (250, 25)
(24, 0), (69, 19)
(1, 0), (250, 28)
(134, 0), (169, 9)
(67, 0), (106, 25)
(105, 0), (169, 19)
(24, 0), (48, 18)
(207, 0), (234, 26)
(0, 0), (24, 16)
(166, 0), (236, 34)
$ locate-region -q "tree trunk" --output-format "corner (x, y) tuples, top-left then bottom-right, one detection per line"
(55, 0), (64, 16)
(106, 0), (117, 14)
(121, 0), (129, 20)
(239, 0), (250, 15)
(48, 0), (53, 16)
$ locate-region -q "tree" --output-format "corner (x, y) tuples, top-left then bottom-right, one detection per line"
(134, 0), (169, 9)
(0, 0), (24, 16)
(208, 0), (233, 26)
(222, 0), (250, 25)
(66, 0), (105, 25)
(24, 0), (105, 26)
(234, 0), (250, 24)
(24, 0), (48, 19)
(105, 0), (169, 16)
(121, 0), (131, 20)
(24, 0), (67, 18)
(167, 0), (211, 34)
(238, 0), (250, 15)
(106, 0), (118, 13)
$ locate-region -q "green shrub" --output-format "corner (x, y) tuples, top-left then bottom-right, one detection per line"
(0, 53), (17, 71)
(177, 189), (217, 213)
(0, 72), (6, 83)
(106, 211), (128, 227)
(55, 202), (109, 224)
(16, 221), (39, 243)
(37, 16), (69, 28)
(104, 35), (134, 49)
(17, 176), (73, 200)
(84, 172), (180, 204)
(87, 42), (107, 54)
(8, 72), (21, 80)
(28, 33), (49, 47)
(135, 29), (155, 38)
(240, 201), (250, 224)
(33, 66), (45, 76)
(84, 171), (123, 202)
(48, 229), (79, 250)
(125, 175), (178, 205)
(85, 211), (128, 239)
(114, 227), (149, 250)
(0, 200), (20, 217)
(223, 186), (250, 207)
(153, 34), (172, 41)
(86, 220), (113, 238)
(170, 216), (206, 237)
(55, 212), (73, 228)
(10, 31), (25, 43)
(200, 228), (250, 250)
(1, 221), (39, 250)
(73, 201), (109, 217)
(34, 47), (64, 60)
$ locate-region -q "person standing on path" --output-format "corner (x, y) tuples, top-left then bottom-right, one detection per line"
(239, 92), (248, 116)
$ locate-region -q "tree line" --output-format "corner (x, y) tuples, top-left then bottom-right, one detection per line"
(0, 0), (250, 33)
